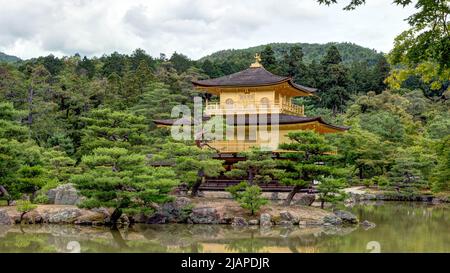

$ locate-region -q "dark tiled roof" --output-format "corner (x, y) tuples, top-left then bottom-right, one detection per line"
(153, 114), (349, 131)
(192, 67), (317, 93)
(292, 83), (317, 93)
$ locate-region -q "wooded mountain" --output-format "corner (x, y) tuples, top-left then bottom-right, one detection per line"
(0, 52), (21, 63)
(199, 42), (382, 65)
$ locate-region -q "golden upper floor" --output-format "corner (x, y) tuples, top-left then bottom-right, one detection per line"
(192, 60), (317, 117)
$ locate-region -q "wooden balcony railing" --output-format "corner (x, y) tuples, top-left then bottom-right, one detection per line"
(208, 140), (339, 154)
(205, 102), (304, 116)
(208, 140), (277, 153)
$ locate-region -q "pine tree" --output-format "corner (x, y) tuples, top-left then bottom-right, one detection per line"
(131, 82), (191, 124)
(71, 147), (179, 224)
(279, 130), (347, 206)
(237, 185), (268, 215)
(321, 45), (343, 66)
(0, 102), (45, 203)
(78, 108), (153, 157)
(284, 45), (304, 77)
(372, 55), (390, 93)
(151, 142), (224, 197)
(317, 177), (347, 209)
(226, 149), (281, 186)
(76, 56), (96, 79)
(332, 127), (391, 180)
(387, 145), (434, 195)
(431, 136), (450, 192)
(261, 46), (277, 72)
(317, 46), (351, 113)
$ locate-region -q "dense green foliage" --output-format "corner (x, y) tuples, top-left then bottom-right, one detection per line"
(226, 149), (281, 185)
(0, 31), (448, 212)
(71, 147), (179, 222)
(278, 131), (348, 206)
(226, 181), (268, 215)
(200, 42), (381, 67)
(318, 0), (450, 99)
(150, 142), (224, 196)
(318, 0), (449, 69)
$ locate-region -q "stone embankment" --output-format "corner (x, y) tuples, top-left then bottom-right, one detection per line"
(0, 197), (360, 228)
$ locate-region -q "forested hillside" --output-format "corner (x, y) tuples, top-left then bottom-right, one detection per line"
(0, 52), (21, 63)
(200, 42), (381, 66)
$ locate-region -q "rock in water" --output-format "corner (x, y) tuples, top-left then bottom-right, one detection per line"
(334, 210), (359, 224)
(0, 210), (12, 225)
(47, 184), (82, 205)
(231, 217), (248, 226)
(248, 219), (259, 225)
(260, 213), (272, 226)
(360, 220), (376, 230)
(323, 214), (343, 226)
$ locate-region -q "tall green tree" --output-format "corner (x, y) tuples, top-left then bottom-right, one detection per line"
(332, 128), (391, 180)
(261, 46), (277, 72)
(78, 108), (153, 157)
(0, 102), (46, 203)
(71, 147), (179, 224)
(169, 52), (193, 73)
(318, 0), (449, 73)
(227, 182), (268, 215)
(431, 136), (450, 192)
(278, 130), (347, 205)
(226, 149), (281, 186)
(281, 45), (305, 77)
(317, 46), (351, 113)
(317, 177), (347, 209)
(387, 146), (432, 194)
(151, 142), (224, 197)
(372, 55), (390, 92)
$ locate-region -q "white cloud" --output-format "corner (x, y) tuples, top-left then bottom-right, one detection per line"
(0, 0), (415, 60)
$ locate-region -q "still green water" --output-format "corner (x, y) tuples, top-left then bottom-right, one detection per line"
(0, 202), (448, 253)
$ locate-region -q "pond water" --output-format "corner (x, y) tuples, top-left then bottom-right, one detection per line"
(0, 202), (448, 253)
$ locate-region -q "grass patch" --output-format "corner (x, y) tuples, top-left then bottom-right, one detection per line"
(0, 200), (7, 206)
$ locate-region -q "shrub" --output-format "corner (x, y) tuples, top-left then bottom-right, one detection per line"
(16, 200), (37, 222)
(227, 183), (268, 215)
(33, 194), (50, 204)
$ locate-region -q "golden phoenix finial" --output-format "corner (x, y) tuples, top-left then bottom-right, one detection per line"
(250, 53), (262, 68)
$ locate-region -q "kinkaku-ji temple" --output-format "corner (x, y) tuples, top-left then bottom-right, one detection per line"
(154, 54), (349, 192)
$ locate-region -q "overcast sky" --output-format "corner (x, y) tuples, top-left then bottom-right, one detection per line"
(0, 0), (416, 60)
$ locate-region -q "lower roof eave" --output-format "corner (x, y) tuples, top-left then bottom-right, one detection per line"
(153, 115), (349, 131)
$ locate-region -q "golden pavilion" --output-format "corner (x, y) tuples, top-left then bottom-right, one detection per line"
(154, 54), (348, 154)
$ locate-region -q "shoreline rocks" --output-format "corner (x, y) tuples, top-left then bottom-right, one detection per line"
(334, 210), (359, 225)
(260, 213), (272, 227)
(188, 207), (222, 224)
(231, 217), (248, 226)
(0, 210), (12, 225)
(346, 189), (449, 204)
(0, 197), (360, 227)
